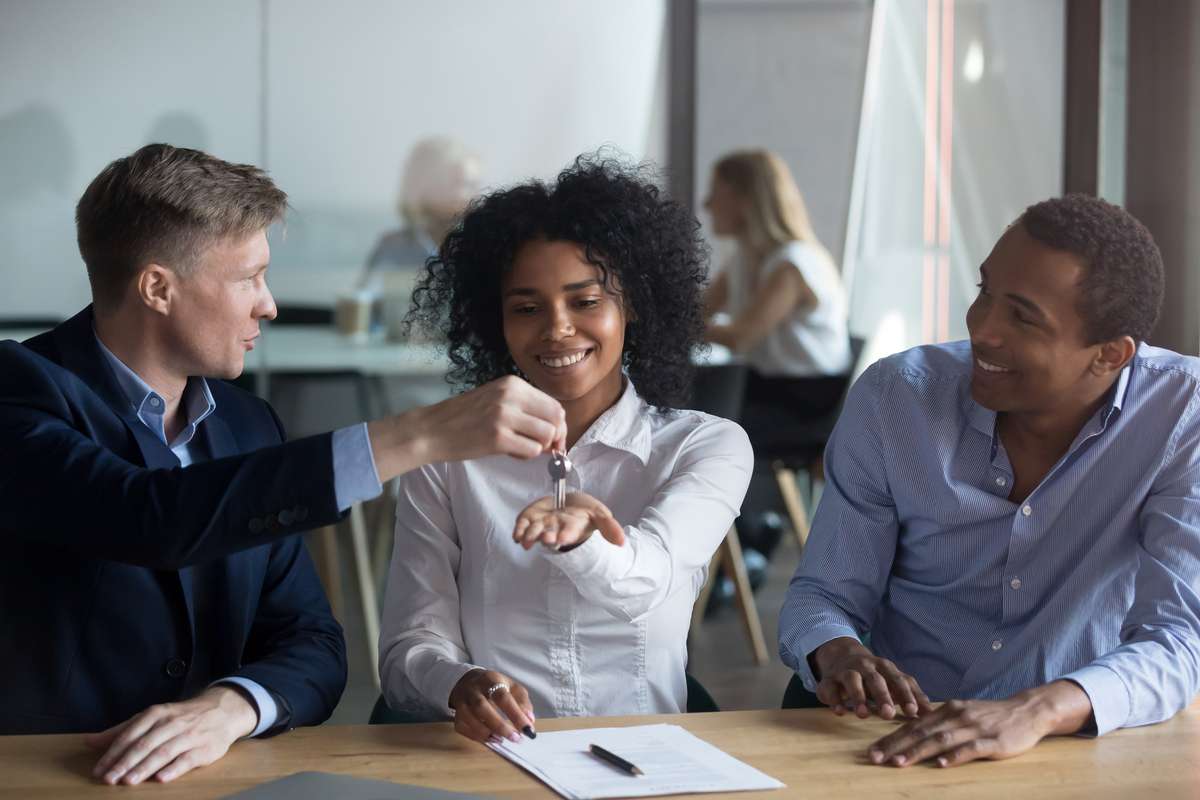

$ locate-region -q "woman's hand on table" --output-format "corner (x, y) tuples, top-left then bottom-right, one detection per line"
(512, 491), (626, 550)
(449, 668), (536, 744)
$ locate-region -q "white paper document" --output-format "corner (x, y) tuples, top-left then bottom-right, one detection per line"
(486, 723), (785, 799)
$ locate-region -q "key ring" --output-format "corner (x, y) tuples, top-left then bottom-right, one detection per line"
(485, 682), (509, 699)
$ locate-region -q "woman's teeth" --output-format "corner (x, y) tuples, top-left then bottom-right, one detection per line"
(540, 350), (588, 368)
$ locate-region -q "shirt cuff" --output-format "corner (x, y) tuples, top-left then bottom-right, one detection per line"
(422, 659), (486, 717)
(779, 624), (861, 693)
(212, 677), (278, 738)
(1059, 664), (1131, 737)
(332, 423), (383, 512)
(542, 531), (632, 584)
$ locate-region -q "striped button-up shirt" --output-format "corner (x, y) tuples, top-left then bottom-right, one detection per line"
(779, 340), (1200, 735)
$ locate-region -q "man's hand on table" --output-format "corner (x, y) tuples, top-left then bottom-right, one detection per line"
(867, 680), (1094, 768)
(811, 637), (933, 720)
(84, 686), (257, 785)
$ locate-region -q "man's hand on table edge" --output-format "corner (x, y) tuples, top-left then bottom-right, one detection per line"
(811, 637), (934, 720)
(84, 685), (257, 785)
(866, 680), (1094, 768)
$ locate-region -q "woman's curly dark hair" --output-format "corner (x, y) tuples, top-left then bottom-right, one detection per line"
(406, 153), (710, 409)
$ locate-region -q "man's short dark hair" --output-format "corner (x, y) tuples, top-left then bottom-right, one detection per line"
(76, 144), (288, 310)
(1021, 194), (1164, 344)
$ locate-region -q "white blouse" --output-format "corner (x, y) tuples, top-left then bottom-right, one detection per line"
(726, 240), (851, 377)
(378, 380), (753, 719)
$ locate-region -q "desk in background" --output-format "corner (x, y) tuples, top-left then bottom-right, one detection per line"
(4, 705), (1199, 799)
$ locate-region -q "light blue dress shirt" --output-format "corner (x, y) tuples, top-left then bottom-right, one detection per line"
(95, 335), (381, 736)
(779, 340), (1200, 736)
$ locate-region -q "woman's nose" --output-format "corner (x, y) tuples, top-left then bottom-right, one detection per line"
(542, 307), (575, 341)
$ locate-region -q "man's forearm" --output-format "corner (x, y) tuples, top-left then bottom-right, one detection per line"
(367, 407), (433, 484)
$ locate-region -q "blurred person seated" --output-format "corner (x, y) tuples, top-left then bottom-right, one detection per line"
(701, 149), (852, 567)
(0, 144), (569, 784)
(378, 156), (753, 743)
(359, 136), (481, 332)
(779, 196), (1200, 768)
(703, 149), (851, 402)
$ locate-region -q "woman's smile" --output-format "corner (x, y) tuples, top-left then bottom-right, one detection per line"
(536, 347), (594, 371)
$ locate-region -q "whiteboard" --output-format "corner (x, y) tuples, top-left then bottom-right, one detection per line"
(0, 0), (669, 319)
(0, 0), (261, 319)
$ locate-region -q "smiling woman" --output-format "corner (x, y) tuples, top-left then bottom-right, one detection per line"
(406, 154), (709, 411)
(381, 155), (754, 742)
(501, 239), (628, 436)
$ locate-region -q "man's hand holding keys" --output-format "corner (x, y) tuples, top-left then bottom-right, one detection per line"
(367, 376), (568, 482)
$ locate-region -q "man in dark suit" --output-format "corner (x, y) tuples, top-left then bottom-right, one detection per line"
(0, 144), (567, 785)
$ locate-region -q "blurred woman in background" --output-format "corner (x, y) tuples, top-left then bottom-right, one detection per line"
(703, 149), (851, 564)
(704, 149), (851, 402)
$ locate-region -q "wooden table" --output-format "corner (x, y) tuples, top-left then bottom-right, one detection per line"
(3, 706), (1198, 799)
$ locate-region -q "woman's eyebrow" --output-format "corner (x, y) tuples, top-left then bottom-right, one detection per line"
(562, 279), (600, 291)
(504, 279), (601, 297)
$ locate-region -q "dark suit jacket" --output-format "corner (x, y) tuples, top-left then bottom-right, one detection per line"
(0, 307), (348, 734)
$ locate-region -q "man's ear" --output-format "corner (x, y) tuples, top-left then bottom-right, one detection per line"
(136, 264), (175, 316)
(1092, 335), (1137, 376)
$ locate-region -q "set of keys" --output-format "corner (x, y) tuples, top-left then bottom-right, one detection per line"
(547, 450), (573, 510)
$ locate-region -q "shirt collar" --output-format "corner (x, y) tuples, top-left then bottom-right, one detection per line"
(1108, 355), (1133, 415)
(572, 378), (653, 465)
(93, 331), (217, 447)
(964, 354), (1136, 441)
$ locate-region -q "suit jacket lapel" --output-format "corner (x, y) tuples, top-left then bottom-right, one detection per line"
(203, 413), (238, 460)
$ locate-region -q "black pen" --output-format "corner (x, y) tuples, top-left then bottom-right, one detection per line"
(588, 744), (644, 776)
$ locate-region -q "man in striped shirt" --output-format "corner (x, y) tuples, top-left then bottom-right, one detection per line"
(779, 194), (1200, 768)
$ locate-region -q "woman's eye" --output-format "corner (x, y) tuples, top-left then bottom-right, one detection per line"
(577, 298), (601, 308)
(975, 281), (988, 294)
(513, 305), (537, 315)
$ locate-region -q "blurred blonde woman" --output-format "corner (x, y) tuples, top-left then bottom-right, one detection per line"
(703, 150), (851, 561)
(704, 149), (851, 382)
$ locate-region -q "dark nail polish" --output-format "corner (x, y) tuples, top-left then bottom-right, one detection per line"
(522, 725), (537, 739)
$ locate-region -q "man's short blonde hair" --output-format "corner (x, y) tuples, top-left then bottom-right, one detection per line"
(76, 143), (288, 309)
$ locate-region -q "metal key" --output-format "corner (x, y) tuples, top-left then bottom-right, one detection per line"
(547, 450), (573, 509)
